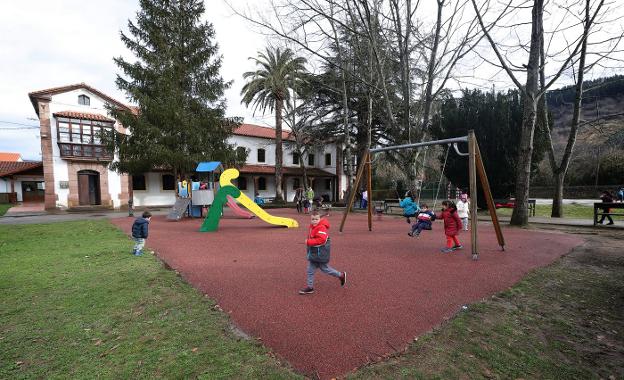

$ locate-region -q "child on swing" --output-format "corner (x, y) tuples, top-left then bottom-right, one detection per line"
(437, 200), (463, 253)
(408, 204), (435, 237)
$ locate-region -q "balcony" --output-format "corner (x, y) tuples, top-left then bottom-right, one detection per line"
(58, 143), (112, 161)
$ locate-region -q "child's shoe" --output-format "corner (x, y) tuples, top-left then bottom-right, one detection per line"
(340, 272), (347, 287)
(298, 287), (315, 295)
(134, 250), (143, 256)
(453, 245), (463, 250)
(440, 247), (454, 253)
(131, 249), (137, 255)
(407, 231), (413, 237)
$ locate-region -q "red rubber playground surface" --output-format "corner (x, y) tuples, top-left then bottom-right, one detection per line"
(112, 209), (583, 379)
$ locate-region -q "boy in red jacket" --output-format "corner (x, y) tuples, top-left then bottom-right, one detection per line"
(299, 211), (347, 295)
(436, 200), (463, 253)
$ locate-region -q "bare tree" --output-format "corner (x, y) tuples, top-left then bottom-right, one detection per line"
(539, 0), (623, 217)
(471, 0), (592, 226)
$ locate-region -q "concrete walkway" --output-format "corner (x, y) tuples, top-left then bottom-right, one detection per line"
(0, 209), (169, 225)
(478, 215), (624, 230)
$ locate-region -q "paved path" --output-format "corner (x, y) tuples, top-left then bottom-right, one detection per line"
(112, 209), (583, 379)
(0, 209), (169, 225)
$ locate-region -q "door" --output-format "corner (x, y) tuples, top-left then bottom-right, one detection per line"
(21, 181), (45, 202)
(78, 171), (101, 205)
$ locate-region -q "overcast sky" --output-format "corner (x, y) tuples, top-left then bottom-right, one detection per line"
(0, 0), (273, 160)
(1, 0), (621, 160)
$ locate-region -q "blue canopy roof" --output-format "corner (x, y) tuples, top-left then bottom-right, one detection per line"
(196, 161), (223, 172)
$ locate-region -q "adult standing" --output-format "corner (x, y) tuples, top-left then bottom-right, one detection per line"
(305, 187), (315, 204)
(361, 189), (368, 209)
(294, 187), (304, 213)
(598, 190), (614, 225)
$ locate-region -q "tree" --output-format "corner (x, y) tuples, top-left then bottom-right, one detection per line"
(241, 47), (307, 202)
(107, 0), (238, 180)
(431, 89), (547, 202)
(471, 0), (591, 226)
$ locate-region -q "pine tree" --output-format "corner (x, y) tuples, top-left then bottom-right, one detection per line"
(107, 0), (239, 178)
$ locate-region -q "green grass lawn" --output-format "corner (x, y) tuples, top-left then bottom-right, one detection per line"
(494, 203), (595, 219)
(0, 220), (298, 379)
(0, 204), (11, 216)
(2, 221), (622, 379)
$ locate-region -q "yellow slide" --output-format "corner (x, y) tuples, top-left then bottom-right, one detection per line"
(220, 169), (299, 228)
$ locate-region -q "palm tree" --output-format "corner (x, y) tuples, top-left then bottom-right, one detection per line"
(241, 47), (307, 202)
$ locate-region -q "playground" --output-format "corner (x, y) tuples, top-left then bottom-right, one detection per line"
(111, 209), (583, 378)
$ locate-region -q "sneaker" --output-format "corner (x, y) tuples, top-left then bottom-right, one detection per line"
(340, 272), (347, 287)
(406, 218), (411, 224)
(453, 245), (463, 250)
(407, 232), (413, 237)
(607, 222), (614, 225)
(134, 251), (143, 256)
(440, 247), (454, 253)
(298, 287), (315, 295)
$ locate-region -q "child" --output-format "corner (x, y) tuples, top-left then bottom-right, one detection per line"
(254, 192), (265, 206)
(131, 211), (152, 256)
(436, 200), (463, 253)
(400, 191), (419, 223)
(299, 211), (346, 295)
(408, 204), (435, 237)
(303, 198), (311, 214)
(456, 194), (470, 231)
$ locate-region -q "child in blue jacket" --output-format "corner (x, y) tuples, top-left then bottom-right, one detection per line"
(131, 211), (152, 256)
(408, 204), (435, 237)
(400, 191), (420, 223)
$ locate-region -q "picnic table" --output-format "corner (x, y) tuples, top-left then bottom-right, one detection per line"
(593, 202), (624, 226)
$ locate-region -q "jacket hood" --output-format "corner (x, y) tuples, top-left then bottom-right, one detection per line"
(311, 218), (330, 230)
(135, 218), (149, 225)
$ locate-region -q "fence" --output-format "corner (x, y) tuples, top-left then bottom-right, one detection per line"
(0, 192), (17, 204)
(529, 185), (624, 199)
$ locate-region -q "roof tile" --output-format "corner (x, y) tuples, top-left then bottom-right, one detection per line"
(234, 124), (295, 141)
(0, 161), (43, 177)
(53, 111), (115, 122)
(0, 152), (22, 162)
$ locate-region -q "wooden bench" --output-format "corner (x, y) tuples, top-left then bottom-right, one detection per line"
(593, 202), (624, 226)
(383, 199), (402, 214)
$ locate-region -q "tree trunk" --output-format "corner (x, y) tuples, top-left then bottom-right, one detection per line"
(552, 172), (565, 217)
(274, 98), (284, 202)
(510, 0), (543, 226)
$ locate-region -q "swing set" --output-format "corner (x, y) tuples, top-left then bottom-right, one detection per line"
(340, 130), (505, 260)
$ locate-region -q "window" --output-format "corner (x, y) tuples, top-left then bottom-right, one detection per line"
(257, 149), (265, 163)
(55, 116), (113, 159)
(292, 152), (300, 165)
(78, 95), (90, 106)
(293, 178), (300, 190)
(308, 154), (315, 166)
(258, 177), (267, 190)
(325, 179), (332, 190)
(132, 175), (147, 191)
(238, 176), (248, 190)
(162, 174), (175, 191)
(325, 153), (332, 166)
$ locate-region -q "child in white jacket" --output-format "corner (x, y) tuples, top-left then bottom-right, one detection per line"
(456, 194), (470, 231)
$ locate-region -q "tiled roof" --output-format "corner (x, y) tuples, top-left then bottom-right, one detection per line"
(234, 124), (295, 141)
(53, 111), (115, 122)
(238, 165), (335, 177)
(0, 161), (43, 177)
(28, 83), (133, 115)
(0, 152), (22, 162)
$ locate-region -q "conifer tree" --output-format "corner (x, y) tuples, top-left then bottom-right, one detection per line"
(107, 0), (239, 178)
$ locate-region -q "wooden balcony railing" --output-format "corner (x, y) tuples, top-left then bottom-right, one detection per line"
(58, 143), (112, 160)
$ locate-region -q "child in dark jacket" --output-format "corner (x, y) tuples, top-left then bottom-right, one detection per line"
(436, 200), (463, 253)
(299, 211), (347, 295)
(131, 211), (152, 256)
(408, 204), (435, 237)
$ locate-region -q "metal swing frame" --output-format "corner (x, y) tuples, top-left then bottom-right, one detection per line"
(339, 130), (505, 260)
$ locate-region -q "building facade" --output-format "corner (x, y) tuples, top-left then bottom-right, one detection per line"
(29, 83), (347, 210)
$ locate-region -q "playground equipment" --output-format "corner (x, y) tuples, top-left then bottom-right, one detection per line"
(340, 130), (505, 260)
(200, 168), (299, 232)
(167, 161), (223, 220)
(226, 195), (254, 219)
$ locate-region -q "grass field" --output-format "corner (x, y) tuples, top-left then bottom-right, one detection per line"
(0, 204), (11, 216)
(494, 203), (595, 219)
(1, 221), (622, 379)
(0, 221), (298, 379)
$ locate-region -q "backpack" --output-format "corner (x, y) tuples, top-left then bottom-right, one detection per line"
(307, 237), (331, 263)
